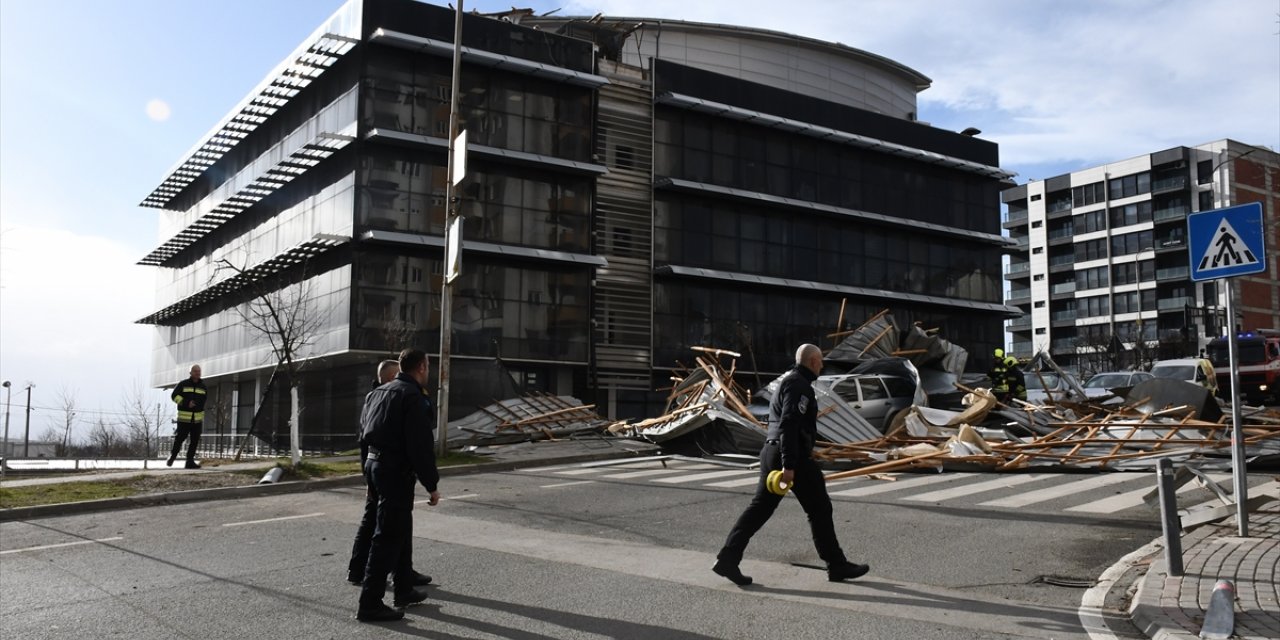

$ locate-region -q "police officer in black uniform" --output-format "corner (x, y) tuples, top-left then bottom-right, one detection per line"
(168, 364), (206, 469)
(347, 360), (432, 589)
(356, 349), (439, 623)
(712, 343), (869, 586)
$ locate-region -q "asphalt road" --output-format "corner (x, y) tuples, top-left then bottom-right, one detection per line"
(2, 460), (1273, 639)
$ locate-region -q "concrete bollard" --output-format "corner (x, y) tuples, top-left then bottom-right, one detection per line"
(1199, 579), (1235, 639)
(258, 467), (285, 485)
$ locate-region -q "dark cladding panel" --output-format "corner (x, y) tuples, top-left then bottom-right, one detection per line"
(652, 59), (997, 167)
(1151, 146), (1188, 167)
(362, 0), (594, 73)
(1002, 184), (1028, 203)
(1045, 174), (1071, 192)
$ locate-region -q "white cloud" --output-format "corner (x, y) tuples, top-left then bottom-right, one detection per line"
(0, 226), (167, 441)
(562, 0), (1280, 174)
(145, 98), (171, 122)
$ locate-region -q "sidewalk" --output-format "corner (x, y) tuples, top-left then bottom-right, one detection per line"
(1130, 504), (1280, 640)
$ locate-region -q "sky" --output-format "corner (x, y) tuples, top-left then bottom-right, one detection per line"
(1, 0), (1277, 443)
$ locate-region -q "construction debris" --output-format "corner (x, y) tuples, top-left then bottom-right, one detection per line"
(446, 393), (615, 446)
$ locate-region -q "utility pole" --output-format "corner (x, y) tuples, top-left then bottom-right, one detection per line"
(23, 384), (33, 458)
(436, 0), (465, 458)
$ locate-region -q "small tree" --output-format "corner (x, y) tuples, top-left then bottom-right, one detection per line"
(121, 384), (164, 459)
(215, 255), (331, 465)
(49, 386), (78, 456)
(87, 418), (124, 457)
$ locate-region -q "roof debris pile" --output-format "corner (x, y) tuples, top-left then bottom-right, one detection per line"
(815, 390), (1280, 476)
(446, 393), (615, 446)
(608, 347), (767, 455)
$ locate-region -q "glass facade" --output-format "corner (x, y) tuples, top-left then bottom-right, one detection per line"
(362, 46), (593, 162)
(351, 252), (590, 363)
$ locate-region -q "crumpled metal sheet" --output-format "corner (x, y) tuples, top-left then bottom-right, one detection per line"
(1126, 378), (1224, 423)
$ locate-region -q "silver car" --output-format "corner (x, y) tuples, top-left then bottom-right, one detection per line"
(1081, 371), (1154, 399)
(816, 374), (915, 431)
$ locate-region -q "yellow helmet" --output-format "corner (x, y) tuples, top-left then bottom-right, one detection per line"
(1004, 356), (1019, 368)
(994, 347), (1005, 358)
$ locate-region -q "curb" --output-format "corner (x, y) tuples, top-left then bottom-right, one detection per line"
(0, 444), (658, 522)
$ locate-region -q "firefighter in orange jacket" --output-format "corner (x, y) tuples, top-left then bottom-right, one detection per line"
(169, 364), (207, 469)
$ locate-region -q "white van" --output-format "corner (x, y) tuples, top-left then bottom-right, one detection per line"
(1149, 358), (1218, 396)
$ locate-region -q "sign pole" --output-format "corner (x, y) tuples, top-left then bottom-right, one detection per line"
(1224, 288), (1248, 536)
(436, 0), (464, 459)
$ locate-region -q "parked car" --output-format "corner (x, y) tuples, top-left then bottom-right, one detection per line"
(1081, 371), (1154, 398)
(1023, 370), (1084, 404)
(749, 373), (914, 432)
(1149, 358), (1219, 396)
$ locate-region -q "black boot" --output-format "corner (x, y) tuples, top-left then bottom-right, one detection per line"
(712, 559), (752, 586)
(393, 587), (428, 608)
(356, 603), (403, 622)
(827, 561), (869, 582)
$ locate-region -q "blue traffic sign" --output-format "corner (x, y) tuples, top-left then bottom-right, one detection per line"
(1188, 202), (1267, 282)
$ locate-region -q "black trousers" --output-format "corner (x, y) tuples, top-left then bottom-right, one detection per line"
(349, 454), (414, 579)
(170, 422), (202, 462)
(717, 442), (847, 567)
(358, 457), (416, 607)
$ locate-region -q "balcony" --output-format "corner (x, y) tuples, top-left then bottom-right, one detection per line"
(1153, 205), (1190, 223)
(1155, 235), (1186, 252)
(1151, 175), (1188, 193)
(1007, 291), (1032, 306)
(1004, 210), (1028, 225)
(1156, 266), (1190, 281)
(1050, 338), (1077, 352)
(1051, 282), (1077, 295)
(1047, 200), (1073, 214)
(1008, 318), (1033, 332)
(1051, 309), (1078, 322)
(1158, 295), (1193, 312)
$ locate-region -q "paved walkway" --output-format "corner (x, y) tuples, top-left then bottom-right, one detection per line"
(1130, 501), (1280, 640)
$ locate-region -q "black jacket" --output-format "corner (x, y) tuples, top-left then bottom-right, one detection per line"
(359, 371), (439, 492)
(171, 377), (208, 424)
(766, 365), (819, 469)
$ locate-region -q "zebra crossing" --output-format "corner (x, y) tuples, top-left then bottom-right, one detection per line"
(523, 458), (1274, 516)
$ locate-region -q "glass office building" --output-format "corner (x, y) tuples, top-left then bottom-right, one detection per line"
(139, 0), (1015, 448)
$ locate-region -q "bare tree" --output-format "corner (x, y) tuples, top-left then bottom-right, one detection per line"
(87, 418), (125, 457)
(49, 386), (78, 456)
(215, 255), (331, 465)
(121, 383), (164, 460)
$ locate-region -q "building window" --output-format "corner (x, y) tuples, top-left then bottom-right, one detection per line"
(1197, 159), (1214, 185)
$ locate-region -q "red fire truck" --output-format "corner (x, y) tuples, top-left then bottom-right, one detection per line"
(1206, 329), (1280, 405)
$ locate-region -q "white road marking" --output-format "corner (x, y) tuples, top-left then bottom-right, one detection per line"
(904, 473), (1056, 502)
(980, 474), (1138, 508)
(550, 468), (610, 476)
(221, 513), (325, 527)
(599, 467), (709, 480)
(1, 537), (124, 555)
(828, 473), (957, 497)
(1067, 472), (1231, 513)
(540, 480), (596, 489)
(706, 475), (764, 488)
(652, 469), (758, 484)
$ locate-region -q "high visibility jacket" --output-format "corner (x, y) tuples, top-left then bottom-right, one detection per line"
(988, 361), (1009, 394)
(172, 377), (208, 423)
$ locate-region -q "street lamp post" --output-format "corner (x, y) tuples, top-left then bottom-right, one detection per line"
(2, 380), (10, 477)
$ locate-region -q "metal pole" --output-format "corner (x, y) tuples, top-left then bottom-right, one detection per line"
(23, 385), (32, 458)
(1156, 458), (1184, 576)
(2, 382), (11, 477)
(436, 0), (464, 458)
(1225, 287), (1249, 536)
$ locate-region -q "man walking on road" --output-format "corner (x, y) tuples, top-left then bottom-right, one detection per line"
(168, 364), (206, 469)
(712, 343), (869, 586)
(348, 359), (432, 589)
(356, 349), (440, 622)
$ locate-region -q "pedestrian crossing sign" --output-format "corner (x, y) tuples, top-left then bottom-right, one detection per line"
(1188, 202), (1267, 282)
